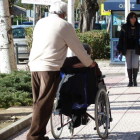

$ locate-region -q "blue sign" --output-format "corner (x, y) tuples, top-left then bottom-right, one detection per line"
(104, 0), (140, 11)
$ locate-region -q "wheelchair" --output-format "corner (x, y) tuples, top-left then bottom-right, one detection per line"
(50, 67), (113, 139)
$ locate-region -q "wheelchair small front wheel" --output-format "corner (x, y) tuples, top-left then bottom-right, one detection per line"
(50, 105), (64, 139)
(95, 88), (109, 139)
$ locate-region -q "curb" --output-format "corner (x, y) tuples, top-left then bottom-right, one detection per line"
(104, 71), (140, 76)
(0, 113), (32, 140)
(105, 73), (125, 76)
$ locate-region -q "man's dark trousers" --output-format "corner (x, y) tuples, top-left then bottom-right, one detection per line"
(27, 71), (60, 140)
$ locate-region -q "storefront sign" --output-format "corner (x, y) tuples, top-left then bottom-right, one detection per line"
(101, 4), (111, 16)
(22, 0), (61, 5)
(104, 0), (140, 11)
(118, 3), (135, 9)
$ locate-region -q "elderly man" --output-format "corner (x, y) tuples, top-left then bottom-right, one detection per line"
(27, 1), (95, 140)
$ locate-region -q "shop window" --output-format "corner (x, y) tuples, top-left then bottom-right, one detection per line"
(112, 11), (125, 38)
(113, 40), (125, 62)
(112, 11), (140, 38)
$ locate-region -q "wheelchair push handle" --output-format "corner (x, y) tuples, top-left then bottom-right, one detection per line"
(97, 75), (106, 82)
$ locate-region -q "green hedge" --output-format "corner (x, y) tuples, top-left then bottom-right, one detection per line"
(77, 29), (110, 59)
(0, 71), (32, 108)
(25, 26), (34, 52)
(25, 27), (110, 59)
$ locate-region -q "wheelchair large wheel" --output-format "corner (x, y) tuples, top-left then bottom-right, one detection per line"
(95, 88), (109, 139)
(50, 104), (64, 139)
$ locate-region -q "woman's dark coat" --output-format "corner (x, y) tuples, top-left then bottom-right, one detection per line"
(117, 23), (140, 55)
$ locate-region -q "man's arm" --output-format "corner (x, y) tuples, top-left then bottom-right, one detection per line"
(63, 56), (81, 67)
(62, 23), (95, 67)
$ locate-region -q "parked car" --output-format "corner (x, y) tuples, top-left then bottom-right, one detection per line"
(74, 21), (101, 30)
(21, 22), (33, 25)
(75, 21), (79, 29)
(12, 25), (31, 62)
(94, 23), (101, 30)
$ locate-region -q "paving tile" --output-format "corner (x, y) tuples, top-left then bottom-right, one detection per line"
(7, 75), (140, 140)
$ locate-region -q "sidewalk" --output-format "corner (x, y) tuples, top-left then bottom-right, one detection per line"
(7, 70), (140, 140)
(17, 59), (127, 76)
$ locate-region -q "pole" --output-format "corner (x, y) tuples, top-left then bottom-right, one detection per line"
(29, 10), (31, 22)
(125, 0), (130, 23)
(33, 4), (36, 26)
(40, 5), (41, 19)
(107, 16), (111, 33)
(68, 0), (74, 27)
(17, 19), (18, 25)
(21, 14), (22, 24)
(15, 44), (19, 64)
(67, 0), (75, 57)
(106, 16), (108, 23)
(125, 0), (130, 76)
(81, 0), (83, 5)
(96, 12), (98, 23)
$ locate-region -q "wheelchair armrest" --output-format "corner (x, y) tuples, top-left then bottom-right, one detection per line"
(98, 75), (106, 81)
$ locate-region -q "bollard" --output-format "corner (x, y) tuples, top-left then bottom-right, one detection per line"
(15, 43), (19, 64)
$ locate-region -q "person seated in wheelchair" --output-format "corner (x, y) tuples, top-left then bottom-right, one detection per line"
(59, 43), (106, 112)
(56, 44), (107, 128)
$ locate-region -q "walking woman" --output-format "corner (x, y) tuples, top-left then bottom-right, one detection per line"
(117, 12), (140, 87)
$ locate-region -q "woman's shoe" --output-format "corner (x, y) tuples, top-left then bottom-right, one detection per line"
(127, 81), (133, 87)
(127, 69), (133, 87)
(134, 81), (137, 87)
(133, 68), (138, 87)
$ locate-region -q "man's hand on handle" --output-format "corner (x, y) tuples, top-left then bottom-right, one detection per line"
(90, 61), (96, 68)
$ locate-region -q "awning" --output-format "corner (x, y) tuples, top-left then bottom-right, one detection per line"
(104, 0), (140, 11)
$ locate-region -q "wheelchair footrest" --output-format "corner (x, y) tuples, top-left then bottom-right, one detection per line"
(104, 126), (110, 129)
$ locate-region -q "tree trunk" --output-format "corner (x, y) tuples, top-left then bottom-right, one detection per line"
(92, 16), (96, 30)
(79, 0), (99, 32)
(79, 6), (83, 32)
(0, 0), (17, 73)
(82, 7), (87, 32)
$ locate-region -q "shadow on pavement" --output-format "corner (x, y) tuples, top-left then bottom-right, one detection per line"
(52, 131), (140, 140)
